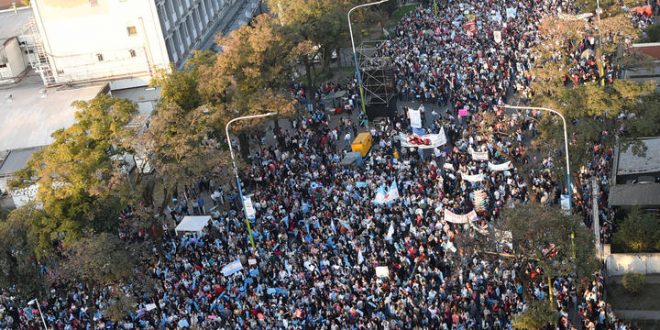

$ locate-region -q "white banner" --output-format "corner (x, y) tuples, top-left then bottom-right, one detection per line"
(506, 7), (517, 18)
(242, 196), (256, 220)
(408, 108), (422, 129)
(488, 161), (511, 172)
(461, 173), (484, 183)
(443, 209), (478, 224)
(400, 128), (447, 149)
(470, 150), (489, 161)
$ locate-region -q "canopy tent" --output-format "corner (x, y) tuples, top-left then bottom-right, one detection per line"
(175, 216), (211, 236)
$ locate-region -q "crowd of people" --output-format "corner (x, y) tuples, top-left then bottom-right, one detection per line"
(1, 0), (654, 329)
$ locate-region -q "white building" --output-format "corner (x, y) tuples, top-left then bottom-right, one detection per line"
(28, 0), (243, 89)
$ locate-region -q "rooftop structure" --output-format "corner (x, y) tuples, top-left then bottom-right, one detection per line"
(0, 7), (32, 85)
(0, 73), (106, 152)
(609, 136), (660, 209)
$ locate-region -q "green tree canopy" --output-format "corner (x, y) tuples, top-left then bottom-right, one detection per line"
(613, 208), (660, 253)
(10, 95), (137, 253)
(498, 205), (599, 282)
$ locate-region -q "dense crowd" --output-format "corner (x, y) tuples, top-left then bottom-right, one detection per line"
(1, 0), (652, 329)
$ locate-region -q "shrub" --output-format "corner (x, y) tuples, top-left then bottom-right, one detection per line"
(612, 208), (660, 253)
(622, 273), (646, 295)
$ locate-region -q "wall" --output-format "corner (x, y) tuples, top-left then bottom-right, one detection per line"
(32, 0), (170, 87)
(605, 250), (660, 276)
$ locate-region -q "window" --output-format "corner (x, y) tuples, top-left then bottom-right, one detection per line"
(0, 63), (7, 68)
(127, 26), (137, 36)
(96, 53), (104, 61)
(129, 49), (136, 57)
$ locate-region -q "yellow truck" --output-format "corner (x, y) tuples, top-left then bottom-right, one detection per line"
(351, 132), (373, 157)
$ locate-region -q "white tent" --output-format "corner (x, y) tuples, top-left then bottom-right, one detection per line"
(175, 216), (211, 236)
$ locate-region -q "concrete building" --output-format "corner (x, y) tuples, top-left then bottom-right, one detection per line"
(0, 7), (32, 85)
(609, 136), (660, 210)
(28, 0), (244, 89)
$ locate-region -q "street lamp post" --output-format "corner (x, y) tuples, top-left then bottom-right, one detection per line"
(503, 105), (572, 210)
(28, 299), (48, 330)
(348, 0), (389, 126)
(225, 112), (277, 250)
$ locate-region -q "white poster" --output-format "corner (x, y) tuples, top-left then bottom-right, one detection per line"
(493, 30), (502, 44)
(408, 108), (422, 129)
(488, 161), (512, 172)
(400, 128), (447, 149)
(461, 173), (484, 183)
(375, 266), (390, 278)
(471, 150), (489, 161)
(443, 209), (478, 224)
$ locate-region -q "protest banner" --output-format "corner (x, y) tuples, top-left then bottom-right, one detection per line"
(488, 161), (511, 172)
(460, 172), (484, 183)
(399, 128), (447, 149)
(443, 209), (478, 224)
(470, 150), (489, 161)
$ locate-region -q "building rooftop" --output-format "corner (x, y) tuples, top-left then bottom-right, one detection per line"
(615, 137), (660, 177)
(608, 183), (660, 208)
(0, 146), (42, 177)
(0, 73), (106, 152)
(0, 7), (32, 44)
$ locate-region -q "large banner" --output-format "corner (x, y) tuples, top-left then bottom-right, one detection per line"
(470, 150), (489, 161)
(444, 209), (478, 224)
(488, 161), (511, 172)
(460, 172), (484, 183)
(408, 107), (422, 129)
(400, 128), (447, 149)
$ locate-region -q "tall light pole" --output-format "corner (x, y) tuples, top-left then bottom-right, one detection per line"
(225, 112), (277, 250)
(28, 299), (48, 330)
(348, 0), (389, 126)
(503, 105), (572, 210)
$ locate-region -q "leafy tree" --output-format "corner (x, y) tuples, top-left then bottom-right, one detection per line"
(152, 50), (215, 111)
(613, 208), (660, 253)
(622, 273), (646, 295)
(512, 299), (558, 330)
(52, 233), (133, 287)
(498, 205), (599, 293)
(0, 205), (45, 298)
(11, 95), (137, 253)
(267, 0), (356, 84)
(142, 102), (227, 211)
(198, 14), (296, 157)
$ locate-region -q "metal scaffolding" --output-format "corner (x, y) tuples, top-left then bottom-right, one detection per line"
(358, 40), (395, 107)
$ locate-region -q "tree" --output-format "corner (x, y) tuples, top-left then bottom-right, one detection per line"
(498, 205), (599, 292)
(11, 95), (137, 253)
(198, 14), (296, 157)
(151, 50), (215, 111)
(267, 0), (356, 84)
(52, 232), (133, 287)
(613, 208), (660, 253)
(511, 299), (558, 330)
(0, 205), (45, 298)
(142, 102), (227, 212)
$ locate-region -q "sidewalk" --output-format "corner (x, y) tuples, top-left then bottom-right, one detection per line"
(615, 310), (660, 320)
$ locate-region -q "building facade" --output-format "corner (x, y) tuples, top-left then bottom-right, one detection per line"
(29, 0), (239, 89)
